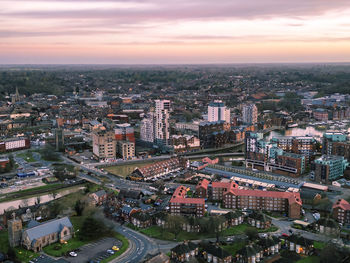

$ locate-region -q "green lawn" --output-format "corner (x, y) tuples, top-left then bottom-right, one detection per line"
(17, 152), (36, 163)
(313, 241), (326, 250)
(104, 162), (152, 177)
(221, 241), (246, 256)
(137, 223), (279, 242)
(297, 256), (320, 263)
(0, 230), (39, 263)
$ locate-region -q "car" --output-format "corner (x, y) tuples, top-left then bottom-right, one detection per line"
(282, 233), (289, 237)
(107, 249), (115, 255)
(288, 229), (293, 233)
(112, 246), (119, 251)
(69, 251), (78, 257)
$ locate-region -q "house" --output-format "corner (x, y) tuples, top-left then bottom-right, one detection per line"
(20, 217), (73, 252)
(120, 205), (140, 222)
(89, 190), (107, 205)
(247, 212), (271, 229)
(118, 189), (143, 200)
(154, 212), (168, 228)
(171, 242), (198, 262)
(314, 217), (340, 235)
(257, 236), (281, 256)
(202, 243), (232, 263)
(212, 181), (237, 201)
(223, 211), (244, 227)
(131, 212), (152, 228)
(236, 244), (264, 263)
(285, 234), (314, 255)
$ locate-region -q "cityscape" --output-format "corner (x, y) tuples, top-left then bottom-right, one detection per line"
(1, 1), (350, 263)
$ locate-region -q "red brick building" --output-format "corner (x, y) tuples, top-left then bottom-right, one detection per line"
(223, 188), (302, 219)
(195, 179), (210, 198)
(212, 181), (238, 201)
(333, 199), (350, 224)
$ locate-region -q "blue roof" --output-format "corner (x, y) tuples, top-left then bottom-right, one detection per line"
(24, 217), (72, 242)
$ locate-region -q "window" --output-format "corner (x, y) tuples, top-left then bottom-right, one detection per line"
(63, 230), (68, 236)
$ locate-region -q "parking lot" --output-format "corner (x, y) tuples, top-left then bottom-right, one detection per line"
(66, 237), (121, 263)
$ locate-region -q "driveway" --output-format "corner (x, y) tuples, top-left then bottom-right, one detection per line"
(65, 237), (120, 263)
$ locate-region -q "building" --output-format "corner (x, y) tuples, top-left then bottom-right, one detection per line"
(332, 199), (350, 224)
(114, 123), (135, 143)
(242, 104), (258, 124)
(208, 100), (230, 123)
(169, 186), (206, 217)
(212, 181), (238, 201)
(313, 108), (329, 121)
(322, 132), (347, 155)
(275, 152), (306, 177)
(271, 136), (316, 160)
(140, 112), (155, 143)
(314, 218), (339, 235)
(92, 127), (116, 160)
(329, 141), (350, 163)
(0, 137), (30, 153)
(131, 212), (152, 228)
(285, 234), (314, 255)
(131, 157), (187, 180)
(202, 243), (232, 263)
(171, 135), (200, 153)
(314, 155), (348, 184)
(199, 121), (230, 149)
(223, 188), (302, 219)
(171, 242), (198, 262)
(8, 215), (73, 252)
(155, 99), (171, 145)
(89, 190), (107, 205)
(236, 244), (264, 263)
(117, 141), (135, 159)
(142, 252), (170, 263)
(247, 212), (271, 229)
(195, 179), (210, 198)
(54, 129), (65, 151)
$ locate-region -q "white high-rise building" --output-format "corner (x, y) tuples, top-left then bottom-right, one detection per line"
(242, 104), (258, 124)
(155, 99), (171, 145)
(140, 113), (155, 143)
(208, 100), (230, 123)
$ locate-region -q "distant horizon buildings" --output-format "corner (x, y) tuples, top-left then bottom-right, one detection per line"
(242, 104), (258, 124)
(208, 100), (230, 123)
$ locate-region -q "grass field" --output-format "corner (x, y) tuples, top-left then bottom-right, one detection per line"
(297, 256), (320, 263)
(221, 241), (246, 255)
(17, 152), (36, 163)
(104, 162), (152, 177)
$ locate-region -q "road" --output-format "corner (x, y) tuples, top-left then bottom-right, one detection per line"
(110, 223), (177, 263)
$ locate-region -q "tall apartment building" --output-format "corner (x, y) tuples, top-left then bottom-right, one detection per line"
(271, 136), (316, 160)
(114, 123), (135, 143)
(242, 104), (258, 124)
(169, 186), (205, 217)
(331, 141), (350, 162)
(314, 155), (348, 184)
(223, 188), (302, 219)
(155, 99), (171, 145)
(208, 100), (230, 123)
(332, 199), (350, 224)
(140, 113), (155, 143)
(92, 127), (116, 160)
(322, 132), (347, 155)
(117, 141), (135, 160)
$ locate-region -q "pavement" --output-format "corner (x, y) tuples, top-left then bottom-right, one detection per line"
(65, 237), (120, 263)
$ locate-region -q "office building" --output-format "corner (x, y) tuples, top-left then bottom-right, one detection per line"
(208, 100), (230, 123)
(242, 104), (258, 124)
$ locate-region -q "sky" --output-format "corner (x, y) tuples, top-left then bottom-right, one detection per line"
(1, 0), (350, 64)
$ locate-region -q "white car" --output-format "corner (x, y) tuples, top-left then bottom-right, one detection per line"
(69, 251), (78, 257)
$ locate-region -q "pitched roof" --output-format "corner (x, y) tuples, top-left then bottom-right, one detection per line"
(333, 199), (350, 211)
(196, 179), (209, 190)
(94, 189), (107, 197)
(237, 244), (263, 257)
(171, 242), (198, 255)
(202, 244), (231, 259)
(24, 217), (72, 242)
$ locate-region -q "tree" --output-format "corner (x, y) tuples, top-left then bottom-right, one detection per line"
(244, 227), (259, 240)
(166, 215), (186, 240)
(74, 200), (84, 216)
(7, 247), (17, 260)
(80, 216), (111, 241)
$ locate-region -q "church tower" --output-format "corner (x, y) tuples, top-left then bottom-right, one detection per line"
(8, 213), (22, 247)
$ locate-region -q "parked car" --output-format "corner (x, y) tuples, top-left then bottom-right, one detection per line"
(69, 251), (78, 257)
(107, 249), (115, 255)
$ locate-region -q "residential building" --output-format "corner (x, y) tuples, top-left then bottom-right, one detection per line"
(285, 234), (314, 255)
(236, 244), (263, 263)
(313, 108), (329, 121)
(131, 212), (152, 228)
(89, 190), (107, 205)
(208, 100), (230, 123)
(202, 243), (232, 263)
(330, 141), (350, 162)
(131, 157), (187, 180)
(155, 99), (171, 145)
(212, 181), (238, 201)
(171, 242), (198, 262)
(171, 135), (200, 153)
(223, 188), (302, 219)
(271, 136), (316, 160)
(0, 137), (30, 152)
(54, 129), (65, 151)
(169, 186), (206, 217)
(314, 155), (349, 184)
(199, 121), (230, 148)
(140, 113), (155, 143)
(314, 218), (339, 235)
(242, 104), (258, 124)
(195, 179), (210, 198)
(247, 212), (271, 229)
(114, 123), (135, 143)
(92, 127), (116, 160)
(322, 132), (347, 155)
(117, 140), (135, 159)
(333, 199), (350, 224)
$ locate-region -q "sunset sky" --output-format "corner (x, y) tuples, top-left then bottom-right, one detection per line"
(1, 0), (350, 64)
